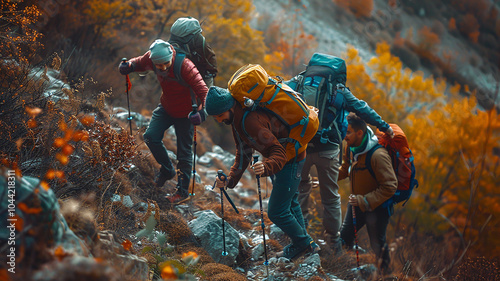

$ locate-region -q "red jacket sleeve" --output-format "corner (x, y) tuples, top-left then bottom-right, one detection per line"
(129, 51), (154, 72)
(180, 58), (208, 107)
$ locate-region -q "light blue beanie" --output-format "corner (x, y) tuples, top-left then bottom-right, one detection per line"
(205, 86), (235, 115)
(149, 39), (173, 64)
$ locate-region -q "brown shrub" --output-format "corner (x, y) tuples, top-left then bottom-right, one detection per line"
(457, 13), (480, 43)
(454, 257), (500, 281)
(334, 0), (374, 18)
(158, 212), (193, 244)
(212, 272), (247, 281)
(199, 263), (234, 279)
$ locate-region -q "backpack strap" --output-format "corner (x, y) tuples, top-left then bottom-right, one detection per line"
(171, 52), (197, 107)
(365, 144), (383, 180)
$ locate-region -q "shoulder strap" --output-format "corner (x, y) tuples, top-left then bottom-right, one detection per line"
(365, 144), (383, 180)
(173, 52), (186, 85)
(172, 53), (197, 106)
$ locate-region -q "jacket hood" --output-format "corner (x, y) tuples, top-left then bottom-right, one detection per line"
(353, 127), (379, 161)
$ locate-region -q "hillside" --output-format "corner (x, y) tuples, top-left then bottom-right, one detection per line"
(251, 0), (499, 109)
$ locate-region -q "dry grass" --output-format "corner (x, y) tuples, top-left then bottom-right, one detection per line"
(157, 211), (194, 245)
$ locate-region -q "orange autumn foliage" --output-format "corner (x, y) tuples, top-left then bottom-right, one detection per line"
(335, 0), (373, 18)
(18, 202), (42, 215)
(344, 43), (500, 257)
(122, 239), (132, 251)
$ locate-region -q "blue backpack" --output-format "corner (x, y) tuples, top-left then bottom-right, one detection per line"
(287, 53), (348, 145)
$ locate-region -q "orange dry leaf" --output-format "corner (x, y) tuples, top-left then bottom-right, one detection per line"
(122, 239), (132, 251)
(55, 170), (64, 179)
(16, 138), (23, 150)
(63, 129), (74, 141)
(56, 153), (69, 165)
(25, 106), (42, 117)
(40, 180), (50, 191)
(80, 115), (95, 127)
(18, 202), (42, 214)
(449, 17), (456, 30)
(72, 131), (87, 141)
(54, 246), (69, 261)
(62, 144), (74, 155)
(13, 215), (23, 231)
(27, 119), (37, 128)
(46, 169), (56, 180)
(181, 251), (198, 259)
(80, 131), (89, 142)
(161, 265), (178, 280)
(53, 138), (65, 148)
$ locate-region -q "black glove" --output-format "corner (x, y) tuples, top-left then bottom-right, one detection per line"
(119, 61), (134, 75)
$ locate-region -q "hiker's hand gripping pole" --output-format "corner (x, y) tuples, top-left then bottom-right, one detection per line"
(213, 171), (239, 213)
(253, 155), (269, 275)
(121, 58), (133, 136)
(217, 170), (229, 256)
(350, 195), (361, 269)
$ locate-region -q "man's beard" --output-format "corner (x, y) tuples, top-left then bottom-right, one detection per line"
(223, 110), (234, 125)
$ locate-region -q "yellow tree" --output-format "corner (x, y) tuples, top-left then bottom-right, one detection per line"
(407, 95), (500, 258)
(344, 42), (445, 124)
(342, 42), (500, 260)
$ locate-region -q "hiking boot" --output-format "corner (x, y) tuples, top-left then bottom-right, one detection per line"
(277, 241), (320, 260)
(325, 232), (344, 256)
(155, 166), (176, 188)
(166, 190), (190, 204)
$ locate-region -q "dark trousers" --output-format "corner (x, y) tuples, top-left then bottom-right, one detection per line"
(340, 204), (391, 269)
(143, 105), (193, 193)
(268, 159), (312, 248)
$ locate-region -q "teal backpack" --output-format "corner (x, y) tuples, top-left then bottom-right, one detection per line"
(287, 53), (348, 145)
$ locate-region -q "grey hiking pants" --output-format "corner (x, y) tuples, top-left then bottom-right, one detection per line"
(298, 147), (342, 240)
(143, 105), (193, 192)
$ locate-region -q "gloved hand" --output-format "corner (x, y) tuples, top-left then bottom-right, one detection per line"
(119, 61), (134, 75)
(215, 176), (226, 189)
(188, 108), (207, 125)
(188, 111), (202, 125)
(383, 126), (394, 138)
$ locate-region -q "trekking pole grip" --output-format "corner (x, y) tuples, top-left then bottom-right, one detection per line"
(252, 155), (260, 179)
(217, 170), (226, 182)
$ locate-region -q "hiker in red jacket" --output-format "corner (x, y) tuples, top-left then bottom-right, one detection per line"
(119, 39), (208, 203)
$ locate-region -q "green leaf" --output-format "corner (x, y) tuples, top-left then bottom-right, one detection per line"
(145, 214), (157, 232)
(153, 255), (166, 263)
(135, 228), (150, 239)
(157, 232), (167, 247)
(141, 246), (154, 254)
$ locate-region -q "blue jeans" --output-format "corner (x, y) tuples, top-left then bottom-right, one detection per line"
(268, 159), (311, 248)
(143, 105), (193, 193)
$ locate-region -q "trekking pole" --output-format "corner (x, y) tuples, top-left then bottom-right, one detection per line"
(212, 170), (239, 257)
(352, 203), (361, 269)
(121, 58), (133, 136)
(217, 170), (229, 256)
(253, 155), (269, 276)
(190, 104), (198, 196)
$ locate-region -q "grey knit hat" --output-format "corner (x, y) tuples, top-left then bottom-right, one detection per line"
(205, 86), (235, 115)
(149, 39), (173, 64)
